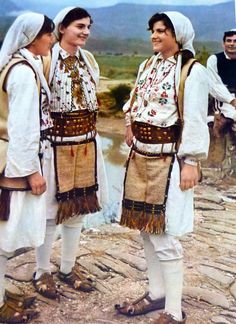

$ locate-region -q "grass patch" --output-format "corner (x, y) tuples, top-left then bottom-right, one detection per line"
(95, 55), (146, 80)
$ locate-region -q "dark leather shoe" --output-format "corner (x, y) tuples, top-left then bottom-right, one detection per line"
(115, 292), (165, 316)
(5, 289), (37, 309)
(155, 311), (187, 323)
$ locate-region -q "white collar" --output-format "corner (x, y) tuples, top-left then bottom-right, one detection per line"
(59, 45), (80, 60)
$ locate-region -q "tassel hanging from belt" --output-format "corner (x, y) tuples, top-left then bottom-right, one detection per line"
(0, 189), (11, 221)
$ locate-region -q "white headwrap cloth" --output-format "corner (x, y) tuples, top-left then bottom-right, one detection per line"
(53, 6), (75, 41)
(0, 12), (51, 99)
(49, 7), (99, 85)
(162, 11), (195, 95)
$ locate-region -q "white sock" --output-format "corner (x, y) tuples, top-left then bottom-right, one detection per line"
(0, 250), (11, 307)
(60, 223), (83, 275)
(35, 219), (57, 279)
(141, 232), (165, 300)
(160, 258), (183, 321)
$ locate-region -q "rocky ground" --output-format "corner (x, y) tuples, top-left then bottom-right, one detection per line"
(5, 175), (236, 324)
(5, 117), (236, 323)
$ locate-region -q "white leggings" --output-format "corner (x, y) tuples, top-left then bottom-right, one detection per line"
(0, 249), (14, 306)
(35, 216), (84, 278)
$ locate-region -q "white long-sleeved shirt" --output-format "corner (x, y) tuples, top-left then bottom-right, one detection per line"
(207, 53), (236, 120)
(0, 56), (47, 252)
(5, 63), (41, 177)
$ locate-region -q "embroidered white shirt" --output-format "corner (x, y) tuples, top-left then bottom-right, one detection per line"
(50, 46), (98, 113)
(125, 56), (178, 127)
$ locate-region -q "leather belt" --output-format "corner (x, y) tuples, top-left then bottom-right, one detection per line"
(44, 110), (96, 137)
(132, 121), (180, 144)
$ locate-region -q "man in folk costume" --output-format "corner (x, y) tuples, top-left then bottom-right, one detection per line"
(115, 12), (210, 323)
(207, 29), (236, 119)
(207, 29), (236, 173)
(33, 7), (108, 299)
(0, 12), (54, 322)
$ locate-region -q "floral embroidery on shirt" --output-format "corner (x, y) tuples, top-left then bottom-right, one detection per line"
(159, 97), (168, 105)
(161, 91), (168, 98)
(41, 89), (53, 130)
(130, 56), (178, 126)
(148, 109), (157, 117)
(133, 105), (138, 112)
(162, 82), (171, 90)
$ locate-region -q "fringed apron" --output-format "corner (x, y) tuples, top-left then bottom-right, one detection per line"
(120, 121), (180, 234)
(44, 109), (101, 224)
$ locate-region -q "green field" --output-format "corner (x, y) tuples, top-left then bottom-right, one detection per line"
(95, 55), (146, 80)
(95, 45), (214, 80)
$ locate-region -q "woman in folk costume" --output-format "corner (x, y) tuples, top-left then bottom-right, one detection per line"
(0, 12), (54, 323)
(115, 12), (210, 324)
(33, 7), (108, 299)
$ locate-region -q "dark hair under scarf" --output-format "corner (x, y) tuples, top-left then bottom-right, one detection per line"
(61, 7), (93, 28)
(148, 13), (175, 37)
(148, 12), (194, 66)
(36, 15), (55, 39)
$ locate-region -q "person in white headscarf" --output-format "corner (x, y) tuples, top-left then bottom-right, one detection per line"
(33, 7), (108, 299)
(115, 12), (210, 323)
(0, 12), (54, 322)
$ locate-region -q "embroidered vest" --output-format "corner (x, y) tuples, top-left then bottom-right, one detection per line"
(216, 52), (236, 93)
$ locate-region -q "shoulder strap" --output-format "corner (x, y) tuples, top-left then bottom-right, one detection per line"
(177, 58), (197, 123)
(41, 54), (51, 83)
(1, 58), (28, 92)
(176, 58), (197, 149)
(1, 57), (39, 93)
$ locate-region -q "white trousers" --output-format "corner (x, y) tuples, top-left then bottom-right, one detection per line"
(141, 232), (183, 321)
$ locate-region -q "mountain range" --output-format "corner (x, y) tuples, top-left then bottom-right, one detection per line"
(0, 0), (234, 45)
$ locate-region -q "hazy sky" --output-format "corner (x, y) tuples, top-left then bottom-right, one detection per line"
(92, 0), (231, 5)
(29, 0), (232, 7)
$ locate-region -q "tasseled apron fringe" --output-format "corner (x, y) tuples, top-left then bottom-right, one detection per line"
(120, 145), (175, 234)
(56, 189), (101, 225)
(120, 208), (166, 234)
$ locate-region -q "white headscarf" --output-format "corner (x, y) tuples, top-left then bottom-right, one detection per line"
(0, 12), (50, 99)
(50, 7), (99, 85)
(164, 11), (195, 55)
(160, 11), (196, 95)
(53, 6), (75, 41)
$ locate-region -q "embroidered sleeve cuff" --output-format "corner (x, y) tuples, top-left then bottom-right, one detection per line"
(125, 112), (131, 126)
(184, 157), (198, 166)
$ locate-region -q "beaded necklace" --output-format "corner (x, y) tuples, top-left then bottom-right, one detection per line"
(59, 54), (97, 112)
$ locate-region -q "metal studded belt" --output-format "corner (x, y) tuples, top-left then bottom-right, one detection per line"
(45, 110), (96, 137)
(131, 121), (180, 144)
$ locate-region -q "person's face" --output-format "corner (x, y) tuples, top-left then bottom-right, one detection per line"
(59, 17), (91, 48)
(28, 32), (54, 56)
(223, 35), (236, 57)
(151, 20), (179, 59)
